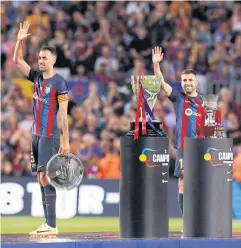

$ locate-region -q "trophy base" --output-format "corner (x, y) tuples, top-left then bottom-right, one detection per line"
(204, 126), (215, 137)
(126, 120), (166, 137)
(203, 126), (225, 138)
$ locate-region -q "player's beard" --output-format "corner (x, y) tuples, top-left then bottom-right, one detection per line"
(184, 85), (195, 94)
(39, 67), (47, 72)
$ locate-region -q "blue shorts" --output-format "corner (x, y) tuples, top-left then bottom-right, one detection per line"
(174, 148), (184, 178)
(31, 134), (60, 172)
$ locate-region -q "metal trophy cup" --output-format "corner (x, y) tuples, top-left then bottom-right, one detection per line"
(128, 75), (166, 137)
(201, 94), (224, 138)
(132, 75), (160, 113)
(120, 75), (169, 239)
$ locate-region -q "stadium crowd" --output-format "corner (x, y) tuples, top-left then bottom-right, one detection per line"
(1, 1), (241, 180)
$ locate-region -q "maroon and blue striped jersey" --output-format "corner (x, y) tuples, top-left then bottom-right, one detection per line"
(168, 89), (203, 150)
(27, 68), (68, 138)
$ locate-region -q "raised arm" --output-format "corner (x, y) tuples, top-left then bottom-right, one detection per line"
(13, 21), (31, 77)
(152, 46), (173, 97)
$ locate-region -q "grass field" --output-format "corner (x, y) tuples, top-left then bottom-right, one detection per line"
(1, 217), (241, 234)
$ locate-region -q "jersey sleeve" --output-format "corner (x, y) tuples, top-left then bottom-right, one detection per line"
(56, 77), (69, 95)
(168, 88), (181, 103)
(26, 68), (41, 83)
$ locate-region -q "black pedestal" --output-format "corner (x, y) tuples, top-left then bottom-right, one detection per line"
(119, 121), (169, 238)
(183, 138), (233, 238)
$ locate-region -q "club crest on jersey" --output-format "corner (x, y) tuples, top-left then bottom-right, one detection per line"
(33, 92), (47, 103)
(185, 108), (193, 116)
(44, 87), (51, 94)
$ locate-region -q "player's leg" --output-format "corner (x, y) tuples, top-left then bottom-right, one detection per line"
(178, 177), (184, 215)
(29, 135), (50, 236)
(29, 171), (58, 236)
(38, 136), (60, 234)
(174, 148), (184, 237)
(36, 173), (48, 222)
(31, 135), (48, 223)
(174, 149), (184, 216)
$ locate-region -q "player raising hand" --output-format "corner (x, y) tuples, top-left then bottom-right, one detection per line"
(13, 21), (70, 236)
(152, 46), (203, 235)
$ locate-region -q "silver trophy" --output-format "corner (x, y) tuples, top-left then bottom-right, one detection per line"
(201, 94), (224, 138)
(131, 75), (161, 119)
(128, 75), (166, 138)
(202, 94), (219, 126)
(46, 153), (84, 191)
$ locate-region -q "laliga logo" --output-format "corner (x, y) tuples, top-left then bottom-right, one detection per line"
(139, 148), (169, 168)
(204, 148), (233, 167)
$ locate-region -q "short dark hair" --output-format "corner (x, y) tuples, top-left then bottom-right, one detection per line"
(40, 46), (57, 58)
(181, 69), (196, 76)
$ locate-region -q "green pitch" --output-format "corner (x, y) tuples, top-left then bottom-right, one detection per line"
(1, 217), (241, 234)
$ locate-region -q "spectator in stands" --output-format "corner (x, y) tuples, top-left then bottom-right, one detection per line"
(48, 30), (71, 69)
(129, 26), (152, 64)
(69, 128), (82, 155)
(71, 106), (87, 130)
(233, 148), (241, 183)
(189, 39), (209, 93)
(26, 6), (50, 35)
(94, 45), (119, 80)
(218, 100), (232, 132)
(147, 2), (171, 47)
(78, 133), (102, 166)
(231, 2), (241, 32)
(82, 81), (103, 115)
(126, 57), (150, 80)
(226, 112), (241, 148)
(73, 25), (95, 72)
(98, 145), (120, 179)
(197, 21), (212, 48)
(219, 87), (241, 119)
(1, 160), (14, 176)
(208, 41), (229, 82)
(105, 81), (125, 116)
(228, 34), (241, 71)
